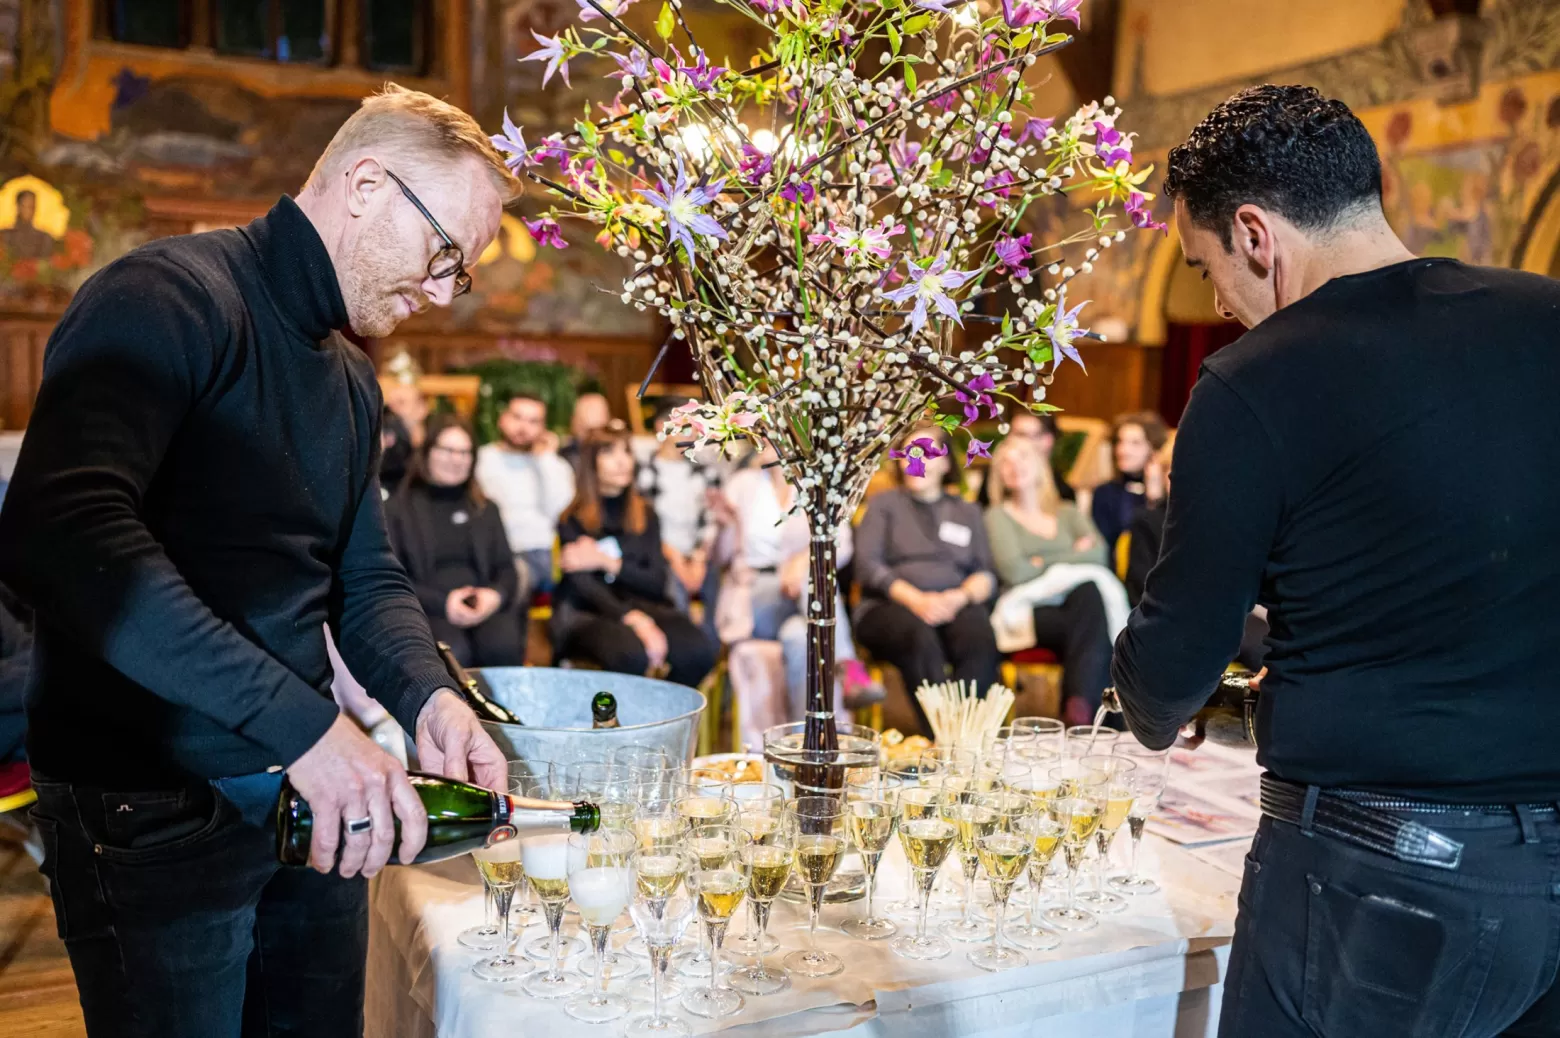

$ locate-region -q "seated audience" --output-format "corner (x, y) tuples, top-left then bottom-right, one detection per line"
(977, 409), (1076, 507)
(560, 391), (613, 469)
(1091, 410), (1169, 553)
(639, 402), (718, 607)
(985, 436), (1115, 726)
(720, 444), (881, 719)
(386, 415), (526, 667)
(475, 390), (575, 594)
(852, 428), (1000, 732)
(1124, 443), (1269, 671)
(553, 425), (717, 686)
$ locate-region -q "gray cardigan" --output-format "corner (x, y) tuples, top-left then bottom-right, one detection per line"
(853, 488), (995, 619)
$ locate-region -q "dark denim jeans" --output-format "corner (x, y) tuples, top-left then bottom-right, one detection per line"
(1222, 809), (1560, 1037)
(31, 771), (368, 1038)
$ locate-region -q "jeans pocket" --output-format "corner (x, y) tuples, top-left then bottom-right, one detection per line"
(1301, 873), (1501, 1038)
(92, 783), (229, 864)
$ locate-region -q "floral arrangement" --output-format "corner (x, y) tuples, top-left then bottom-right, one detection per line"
(491, 0), (1161, 762)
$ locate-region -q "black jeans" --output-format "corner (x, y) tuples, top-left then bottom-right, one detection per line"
(31, 771), (368, 1038)
(1223, 809), (1560, 1037)
(1030, 583), (1111, 714)
(853, 599), (1001, 732)
(558, 602), (718, 688)
(429, 603), (527, 667)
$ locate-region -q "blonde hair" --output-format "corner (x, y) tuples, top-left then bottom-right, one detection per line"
(305, 83), (522, 201)
(988, 436), (1061, 514)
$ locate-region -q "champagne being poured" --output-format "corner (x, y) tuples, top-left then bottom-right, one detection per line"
(1100, 672), (1260, 748)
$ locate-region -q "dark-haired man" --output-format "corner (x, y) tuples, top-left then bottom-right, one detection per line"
(1111, 85), (1560, 1036)
(475, 390), (574, 595)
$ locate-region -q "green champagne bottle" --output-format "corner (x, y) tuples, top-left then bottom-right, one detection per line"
(274, 772), (600, 867)
(591, 691), (621, 729)
(435, 642), (524, 725)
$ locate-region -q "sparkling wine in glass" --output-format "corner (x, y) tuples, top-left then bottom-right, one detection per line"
(674, 798), (737, 978)
(1044, 791), (1104, 932)
(1109, 774), (1166, 895)
(470, 836), (531, 982)
(940, 787), (998, 943)
(781, 796), (847, 978)
(683, 829), (749, 1020)
(1075, 756), (1136, 915)
(728, 824), (795, 996)
(624, 847), (691, 1002)
(521, 831), (585, 998)
(969, 823), (1031, 971)
(624, 893), (696, 1038)
(1006, 811), (1063, 951)
(563, 830), (635, 1023)
(728, 783), (787, 959)
(890, 814), (957, 960)
(842, 793), (898, 940)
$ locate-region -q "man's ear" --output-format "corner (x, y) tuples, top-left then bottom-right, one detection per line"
(344, 157), (388, 219)
(1232, 204), (1277, 277)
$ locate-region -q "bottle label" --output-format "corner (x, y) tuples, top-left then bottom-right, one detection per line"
(488, 824), (518, 846)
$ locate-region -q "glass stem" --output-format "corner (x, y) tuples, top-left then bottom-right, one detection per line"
(1128, 829), (1142, 881)
(651, 945), (665, 1021)
(753, 900), (773, 977)
(1027, 866), (1040, 929)
(991, 893), (1005, 957)
(493, 884), (516, 964)
(591, 924), (611, 1004)
(481, 882), (496, 934)
(545, 900), (565, 978)
(809, 884), (825, 951)
(863, 851), (879, 919)
(961, 860), (974, 924)
(708, 922), (728, 994)
(1065, 859), (1079, 914)
(1094, 835), (1107, 896)
(915, 869), (934, 942)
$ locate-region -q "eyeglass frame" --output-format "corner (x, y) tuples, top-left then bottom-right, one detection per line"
(382, 168), (473, 297)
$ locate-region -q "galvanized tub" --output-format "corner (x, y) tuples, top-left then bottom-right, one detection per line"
(471, 667), (704, 783)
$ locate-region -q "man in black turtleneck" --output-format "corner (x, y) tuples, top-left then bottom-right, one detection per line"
(0, 86), (519, 1037)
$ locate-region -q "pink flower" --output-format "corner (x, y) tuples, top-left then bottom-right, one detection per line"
(993, 233), (1033, 278)
(890, 436), (950, 478)
(489, 109), (531, 171)
(1094, 121), (1134, 167)
(1125, 191), (1166, 234)
(966, 438), (993, 464)
(526, 217), (568, 250)
(806, 217), (904, 260)
(739, 144), (773, 185)
(779, 181), (816, 204)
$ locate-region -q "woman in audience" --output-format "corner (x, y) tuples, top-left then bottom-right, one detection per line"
(385, 414), (526, 667)
(553, 424), (717, 686)
(853, 427), (1000, 732)
(985, 436), (1114, 726)
(1091, 410), (1169, 552)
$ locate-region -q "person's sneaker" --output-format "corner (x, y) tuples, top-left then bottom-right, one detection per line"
(841, 660), (886, 711)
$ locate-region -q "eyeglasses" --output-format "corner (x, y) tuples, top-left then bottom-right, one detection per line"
(430, 444), (474, 458)
(384, 168), (473, 297)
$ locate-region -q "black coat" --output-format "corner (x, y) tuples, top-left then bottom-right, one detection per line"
(385, 483), (519, 619)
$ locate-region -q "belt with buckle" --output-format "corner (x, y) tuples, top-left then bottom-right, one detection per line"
(1258, 774), (1464, 870)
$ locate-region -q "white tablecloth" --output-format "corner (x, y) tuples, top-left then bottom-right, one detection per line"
(365, 833), (1241, 1038)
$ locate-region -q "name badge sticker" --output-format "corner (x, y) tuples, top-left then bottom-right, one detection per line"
(938, 521), (972, 547)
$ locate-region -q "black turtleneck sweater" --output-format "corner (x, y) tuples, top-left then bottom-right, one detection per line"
(0, 196), (452, 786)
(556, 494), (671, 620)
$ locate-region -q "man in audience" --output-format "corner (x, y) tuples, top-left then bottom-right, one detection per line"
(561, 391), (612, 469)
(475, 390), (575, 595)
(0, 84), (509, 1035)
(1112, 85), (1560, 1035)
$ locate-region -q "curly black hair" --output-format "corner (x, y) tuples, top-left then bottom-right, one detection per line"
(1165, 85), (1383, 249)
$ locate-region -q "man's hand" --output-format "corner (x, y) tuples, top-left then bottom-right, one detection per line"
(446, 587), (481, 627)
(469, 587), (502, 624)
(286, 713), (426, 879)
(623, 610), (669, 671)
(536, 429), (561, 454)
(416, 689), (508, 792)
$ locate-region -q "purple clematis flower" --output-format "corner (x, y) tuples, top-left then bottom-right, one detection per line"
(807, 217), (904, 260)
(1125, 191), (1166, 234)
(576, 0), (631, 22)
(639, 161), (728, 263)
(955, 372), (998, 424)
(911, 0), (957, 10)
(889, 133), (921, 171)
(999, 0), (1047, 29)
(883, 253), (978, 331)
(531, 134), (569, 163)
(739, 144), (774, 184)
(1046, 287), (1090, 372)
(608, 47), (650, 83)
(526, 217), (569, 250)
(521, 31), (571, 88)
(966, 437), (993, 464)
(1016, 117), (1053, 146)
(1094, 121), (1134, 167)
(1043, 0), (1082, 25)
(779, 180), (816, 204)
(890, 436), (949, 478)
(489, 108), (531, 172)
(993, 233), (1033, 278)
(679, 49), (727, 92)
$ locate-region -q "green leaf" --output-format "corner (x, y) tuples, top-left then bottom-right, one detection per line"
(1030, 401), (1063, 414)
(575, 119), (600, 147)
(903, 13), (931, 34)
(903, 62), (917, 94)
(887, 24), (901, 55)
(656, 2), (675, 39)
(1011, 28), (1033, 49)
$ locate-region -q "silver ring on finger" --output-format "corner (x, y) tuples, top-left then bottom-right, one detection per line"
(345, 816), (374, 836)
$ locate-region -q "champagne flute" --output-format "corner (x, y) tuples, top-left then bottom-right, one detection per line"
(624, 892), (697, 1038)
(970, 803), (1031, 971)
(470, 835), (531, 981)
(842, 790), (898, 939)
(781, 796), (847, 978)
(1044, 792), (1104, 932)
(1075, 756), (1136, 915)
(612, 744), (674, 776)
(890, 808), (958, 960)
(624, 847), (692, 1002)
(674, 794), (736, 978)
(505, 759), (549, 931)
(683, 828), (750, 1019)
(521, 830), (586, 997)
(1109, 774), (1166, 895)
(728, 783), (786, 958)
(564, 829), (636, 1023)
(1012, 716), (1066, 759)
(1113, 740), (1171, 782)
(939, 786), (998, 943)
(1065, 725), (1118, 758)
(727, 823), (794, 996)
(520, 779), (584, 963)
(456, 876), (502, 952)
(1006, 812), (1063, 951)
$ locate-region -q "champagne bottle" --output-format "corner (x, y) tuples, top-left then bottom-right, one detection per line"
(591, 691), (621, 729)
(1101, 672), (1259, 748)
(274, 772), (600, 867)
(436, 641), (523, 725)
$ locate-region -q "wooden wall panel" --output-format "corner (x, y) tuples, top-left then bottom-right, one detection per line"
(0, 316), (56, 432)
(1044, 341), (1163, 423)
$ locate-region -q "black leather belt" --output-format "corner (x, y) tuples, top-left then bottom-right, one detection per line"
(1259, 774), (1465, 870)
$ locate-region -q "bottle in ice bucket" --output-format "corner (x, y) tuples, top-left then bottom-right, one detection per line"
(1101, 672), (1259, 748)
(591, 691), (621, 729)
(435, 641), (523, 725)
(274, 772), (600, 866)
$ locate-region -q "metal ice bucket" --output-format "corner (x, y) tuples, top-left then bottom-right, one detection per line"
(471, 667), (704, 784)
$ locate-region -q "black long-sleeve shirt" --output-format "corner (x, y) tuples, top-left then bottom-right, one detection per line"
(385, 482), (519, 618)
(0, 196), (452, 786)
(556, 494), (671, 620)
(1112, 258), (1560, 803)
